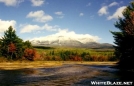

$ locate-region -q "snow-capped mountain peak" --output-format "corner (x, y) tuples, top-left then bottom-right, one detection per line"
(30, 34), (97, 45)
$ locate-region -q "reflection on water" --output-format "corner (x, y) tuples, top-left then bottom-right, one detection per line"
(0, 64), (133, 86)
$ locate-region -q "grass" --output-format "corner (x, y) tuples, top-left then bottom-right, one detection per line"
(0, 61), (63, 70)
(0, 61), (117, 70)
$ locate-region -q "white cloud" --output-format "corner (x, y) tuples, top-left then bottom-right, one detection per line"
(79, 13), (84, 16)
(55, 11), (64, 15)
(30, 29), (100, 43)
(42, 24), (58, 31)
(55, 11), (64, 18)
(107, 6), (126, 20)
(109, 2), (118, 7)
(20, 24), (59, 33)
(98, 2), (119, 17)
(0, 19), (16, 33)
(0, 0), (24, 6)
(26, 10), (53, 22)
(98, 6), (108, 16)
(20, 24), (40, 33)
(31, 0), (44, 6)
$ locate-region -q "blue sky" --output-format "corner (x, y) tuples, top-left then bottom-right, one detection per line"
(0, 0), (132, 44)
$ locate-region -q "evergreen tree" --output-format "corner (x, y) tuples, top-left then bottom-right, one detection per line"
(0, 26), (23, 59)
(111, 2), (134, 70)
(0, 26), (33, 60)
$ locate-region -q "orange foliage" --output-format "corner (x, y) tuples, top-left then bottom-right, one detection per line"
(8, 42), (16, 53)
(72, 56), (82, 61)
(24, 48), (37, 61)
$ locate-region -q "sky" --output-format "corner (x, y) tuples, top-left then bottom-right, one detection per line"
(0, 0), (133, 44)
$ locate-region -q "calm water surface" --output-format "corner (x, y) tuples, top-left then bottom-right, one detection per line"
(0, 64), (133, 86)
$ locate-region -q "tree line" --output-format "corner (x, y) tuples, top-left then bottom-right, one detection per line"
(39, 49), (115, 61)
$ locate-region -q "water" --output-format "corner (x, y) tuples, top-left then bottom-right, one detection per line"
(0, 64), (133, 86)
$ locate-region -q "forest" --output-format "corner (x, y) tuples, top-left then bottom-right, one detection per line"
(33, 46), (115, 61)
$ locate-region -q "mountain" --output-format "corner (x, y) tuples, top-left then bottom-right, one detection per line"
(30, 36), (113, 49)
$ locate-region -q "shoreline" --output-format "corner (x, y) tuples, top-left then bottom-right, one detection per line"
(0, 61), (117, 70)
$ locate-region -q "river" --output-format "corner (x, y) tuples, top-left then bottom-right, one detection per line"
(0, 63), (133, 86)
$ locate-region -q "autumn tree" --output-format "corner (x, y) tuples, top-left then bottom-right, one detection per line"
(111, 2), (134, 70)
(24, 48), (37, 61)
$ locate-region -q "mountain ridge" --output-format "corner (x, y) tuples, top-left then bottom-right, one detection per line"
(30, 36), (113, 49)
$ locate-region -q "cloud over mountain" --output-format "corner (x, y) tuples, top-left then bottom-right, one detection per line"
(30, 29), (101, 44)
(26, 10), (53, 22)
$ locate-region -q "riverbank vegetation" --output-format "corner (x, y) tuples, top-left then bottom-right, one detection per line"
(0, 45), (116, 62)
(33, 46), (116, 61)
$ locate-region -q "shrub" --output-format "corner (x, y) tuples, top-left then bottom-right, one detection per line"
(24, 48), (37, 61)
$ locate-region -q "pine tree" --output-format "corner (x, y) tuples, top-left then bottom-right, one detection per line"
(0, 26), (24, 60)
(0, 26), (35, 60)
(111, 2), (134, 70)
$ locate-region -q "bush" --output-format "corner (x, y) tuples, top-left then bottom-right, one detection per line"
(24, 48), (37, 61)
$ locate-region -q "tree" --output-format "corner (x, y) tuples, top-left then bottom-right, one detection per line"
(111, 2), (134, 70)
(0, 26), (33, 60)
(0, 26), (23, 59)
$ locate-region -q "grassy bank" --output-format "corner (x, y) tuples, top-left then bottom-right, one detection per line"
(0, 61), (117, 70)
(0, 61), (62, 70)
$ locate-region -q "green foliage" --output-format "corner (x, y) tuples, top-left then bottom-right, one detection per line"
(23, 40), (33, 49)
(0, 26), (33, 60)
(111, 2), (134, 70)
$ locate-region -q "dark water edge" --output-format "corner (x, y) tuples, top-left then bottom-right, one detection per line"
(0, 64), (134, 86)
